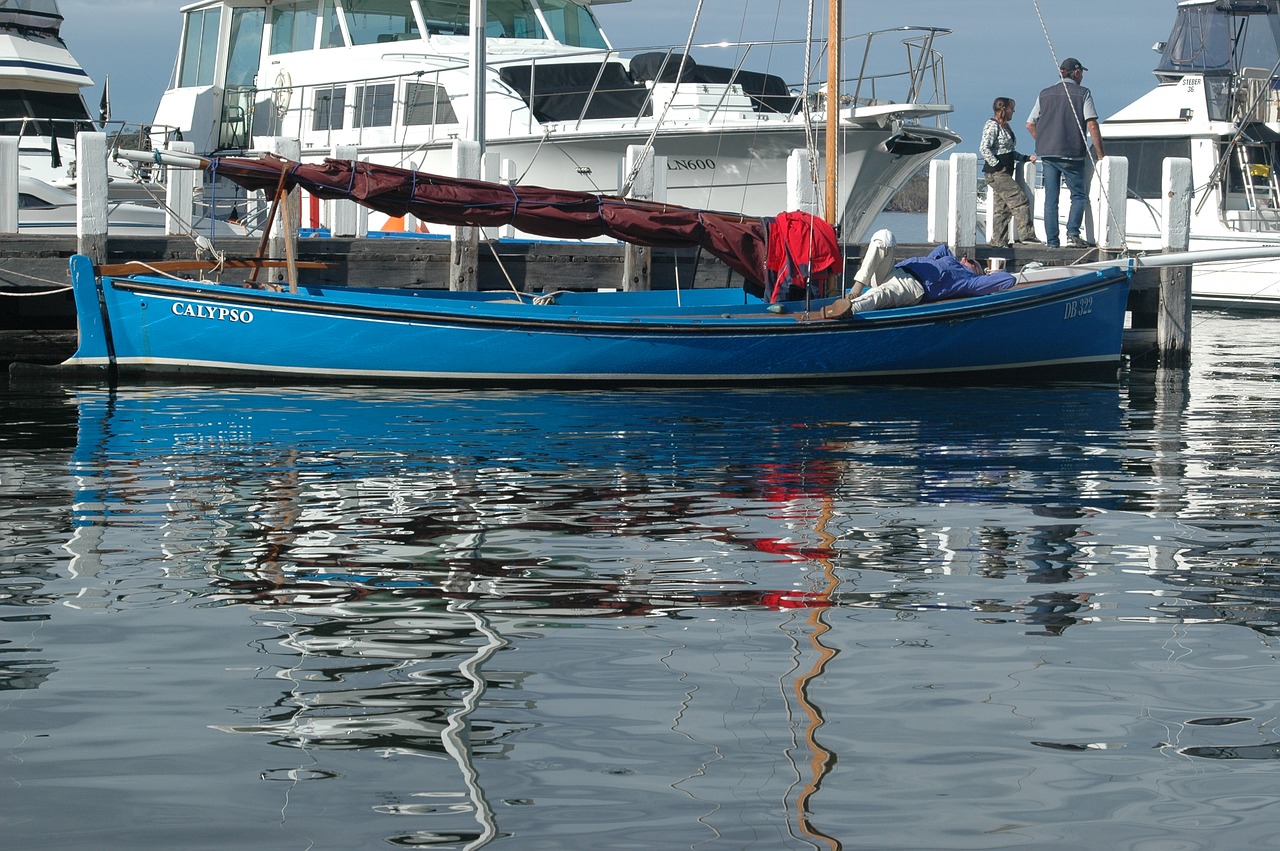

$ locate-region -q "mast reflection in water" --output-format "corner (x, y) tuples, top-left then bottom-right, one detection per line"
(6, 318), (1280, 849)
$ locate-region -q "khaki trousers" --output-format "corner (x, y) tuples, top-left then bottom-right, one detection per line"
(986, 171), (1034, 245)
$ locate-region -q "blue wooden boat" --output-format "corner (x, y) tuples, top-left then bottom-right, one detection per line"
(53, 156), (1131, 385)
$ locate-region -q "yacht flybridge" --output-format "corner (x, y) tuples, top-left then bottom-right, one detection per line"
(1102, 0), (1280, 309)
(151, 0), (959, 238)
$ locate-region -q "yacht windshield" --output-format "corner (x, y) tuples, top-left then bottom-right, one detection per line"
(1156, 1), (1280, 75)
(0, 0), (64, 36)
(486, 0), (548, 39)
(179, 6), (222, 87)
(418, 0), (607, 46)
(535, 0), (607, 48)
(255, 0), (610, 49)
(343, 0), (421, 45)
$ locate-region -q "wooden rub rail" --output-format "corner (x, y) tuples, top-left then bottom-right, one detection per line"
(95, 259), (337, 277)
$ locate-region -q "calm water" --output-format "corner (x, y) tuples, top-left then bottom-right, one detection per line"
(2, 312), (1279, 850)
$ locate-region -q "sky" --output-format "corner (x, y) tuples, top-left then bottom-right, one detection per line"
(57, 0), (1177, 150)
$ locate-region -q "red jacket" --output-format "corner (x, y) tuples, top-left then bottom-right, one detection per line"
(765, 211), (844, 302)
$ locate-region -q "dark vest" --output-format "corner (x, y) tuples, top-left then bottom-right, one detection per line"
(1034, 80), (1089, 159)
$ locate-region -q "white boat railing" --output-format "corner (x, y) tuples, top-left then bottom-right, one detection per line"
(4, 116), (96, 144)
(846, 26), (950, 111)
(231, 26), (953, 156)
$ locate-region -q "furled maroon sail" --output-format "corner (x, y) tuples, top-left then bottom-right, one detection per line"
(208, 156), (840, 295)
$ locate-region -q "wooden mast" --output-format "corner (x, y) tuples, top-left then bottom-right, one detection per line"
(824, 0), (841, 225)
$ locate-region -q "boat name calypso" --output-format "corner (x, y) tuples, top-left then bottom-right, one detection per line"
(171, 301), (255, 324)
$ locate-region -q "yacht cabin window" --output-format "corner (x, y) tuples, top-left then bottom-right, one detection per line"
(312, 86), (347, 130)
(270, 1), (322, 55)
(404, 82), (458, 125)
(320, 0), (346, 48)
(355, 83), (395, 126)
(178, 7), (222, 87)
(345, 0), (421, 45)
(0, 91), (93, 137)
(1102, 138), (1194, 198)
(18, 193), (58, 211)
(227, 8), (265, 89)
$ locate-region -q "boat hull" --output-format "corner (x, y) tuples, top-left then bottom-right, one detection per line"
(59, 256), (1130, 386)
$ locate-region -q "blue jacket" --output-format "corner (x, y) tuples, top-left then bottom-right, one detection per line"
(895, 245), (1016, 302)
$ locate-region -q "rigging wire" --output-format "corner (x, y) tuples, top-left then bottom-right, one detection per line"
(619, 0), (707, 196)
(803, 0), (820, 198)
(1029, 0), (1126, 249)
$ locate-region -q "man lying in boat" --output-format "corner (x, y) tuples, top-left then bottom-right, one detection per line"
(822, 229), (1016, 319)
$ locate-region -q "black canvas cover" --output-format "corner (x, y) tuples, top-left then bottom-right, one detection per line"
(630, 52), (799, 115)
(498, 62), (651, 122)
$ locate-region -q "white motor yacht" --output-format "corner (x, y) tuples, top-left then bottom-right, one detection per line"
(0, 0), (98, 188)
(0, 0), (139, 189)
(1100, 0), (1280, 310)
(150, 0), (960, 239)
(13, 172), (246, 236)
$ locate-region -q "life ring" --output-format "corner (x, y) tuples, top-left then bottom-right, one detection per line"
(272, 70), (292, 117)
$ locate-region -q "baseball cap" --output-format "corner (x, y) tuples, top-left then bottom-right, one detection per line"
(1060, 57), (1087, 73)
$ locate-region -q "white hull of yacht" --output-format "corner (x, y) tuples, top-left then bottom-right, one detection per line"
(1120, 226), (1280, 311)
(288, 121), (953, 239)
(1031, 194), (1280, 311)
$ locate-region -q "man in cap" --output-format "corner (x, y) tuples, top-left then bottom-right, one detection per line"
(1026, 57), (1105, 248)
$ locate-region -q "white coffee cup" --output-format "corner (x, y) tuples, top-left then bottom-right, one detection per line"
(987, 257), (1007, 273)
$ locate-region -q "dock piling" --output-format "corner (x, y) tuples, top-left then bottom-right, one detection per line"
(0, 138), (16, 235)
(76, 131), (108, 264)
(451, 139), (480, 291)
(165, 141), (196, 235)
(1159, 157), (1193, 368)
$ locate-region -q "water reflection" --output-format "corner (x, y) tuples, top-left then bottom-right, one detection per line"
(4, 367), (1280, 846)
(61, 384), (1153, 622)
